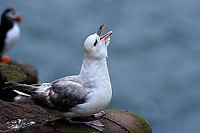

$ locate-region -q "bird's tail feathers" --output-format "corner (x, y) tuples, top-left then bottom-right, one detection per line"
(5, 82), (37, 96)
(13, 90), (30, 97)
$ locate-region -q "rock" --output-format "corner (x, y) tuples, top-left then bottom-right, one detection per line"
(0, 97), (152, 133)
(10, 60), (38, 84)
(0, 63), (27, 83)
(0, 61), (38, 101)
(0, 98), (56, 132)
(0, 63), (27, 101)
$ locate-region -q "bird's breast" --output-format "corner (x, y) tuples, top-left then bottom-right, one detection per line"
(4, 24), (20, 53)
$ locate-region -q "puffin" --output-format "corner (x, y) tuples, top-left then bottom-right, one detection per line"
(6, 24), (113, 132)
(0, 8), (22, 64)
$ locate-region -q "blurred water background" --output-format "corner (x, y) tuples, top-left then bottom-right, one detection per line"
(1, 0), (200, 132)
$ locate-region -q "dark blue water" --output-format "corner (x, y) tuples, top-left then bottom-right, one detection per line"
(1, 0), (200, 132)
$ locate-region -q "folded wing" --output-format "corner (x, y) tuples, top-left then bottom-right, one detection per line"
(32, 80), (90, 112)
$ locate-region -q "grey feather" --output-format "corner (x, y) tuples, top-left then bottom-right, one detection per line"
(32, 80), (90, 112)
(6, 76), (90, 112)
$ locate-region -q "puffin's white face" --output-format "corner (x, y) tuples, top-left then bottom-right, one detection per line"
(3, 8), (22, 23)
(84, 32), (112, 60)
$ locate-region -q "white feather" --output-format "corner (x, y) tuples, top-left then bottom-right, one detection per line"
(14, 90), (30, 97)
(4, 23), (20, 54)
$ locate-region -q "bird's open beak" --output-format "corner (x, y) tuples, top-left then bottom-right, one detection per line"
(100, 31), (112, 41)
(14, 13), (22, 23)
(97, 24), (112, 41)
(97, 24), (106, 36)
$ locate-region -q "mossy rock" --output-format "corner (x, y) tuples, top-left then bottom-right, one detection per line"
(10, 60), (38, 84)
(102, 110), (152, 133)
(0, 63), (26, 82)
(0, 98), (152, 133)
(0, 63), (27, 101)
(0, 61), (37, 101)
(14, 110), (152, 133)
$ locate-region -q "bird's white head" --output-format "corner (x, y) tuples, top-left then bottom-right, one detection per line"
(84, 24), (112, 60)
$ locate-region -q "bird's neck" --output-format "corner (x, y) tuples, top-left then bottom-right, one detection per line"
(79, 56), (110, 88)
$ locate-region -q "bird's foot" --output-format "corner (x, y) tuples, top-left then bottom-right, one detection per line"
(84, 120), (104, 132)
(1, 56), (11, 64)
(69, 119), (104, 132)
(93, 111), (106, 118)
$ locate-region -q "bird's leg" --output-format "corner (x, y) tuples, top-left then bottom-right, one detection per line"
(93, 111), (106, 118)
(1, 56), (11, 64)
(68, 119), (104, 132)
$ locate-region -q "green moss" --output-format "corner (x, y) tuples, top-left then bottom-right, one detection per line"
(0, 63), (26, 82)
(129, 112), (152, 133)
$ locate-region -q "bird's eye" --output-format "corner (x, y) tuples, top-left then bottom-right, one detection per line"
(93, 39), (97, 46)
(11, 11), (15, 16)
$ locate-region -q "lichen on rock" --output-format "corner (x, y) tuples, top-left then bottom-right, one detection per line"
(0, 63), (26, 83)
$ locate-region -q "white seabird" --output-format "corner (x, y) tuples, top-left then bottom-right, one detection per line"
(6, 24), (113, 132)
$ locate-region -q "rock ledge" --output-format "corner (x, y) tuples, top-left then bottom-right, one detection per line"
(0, 98), (152, 133)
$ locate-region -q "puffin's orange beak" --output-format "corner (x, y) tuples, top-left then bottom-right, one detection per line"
(14, 13), (22, 23)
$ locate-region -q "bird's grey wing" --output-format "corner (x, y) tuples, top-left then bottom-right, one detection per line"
(32, 80), (90, 112)
(53, 75), (78, 82)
